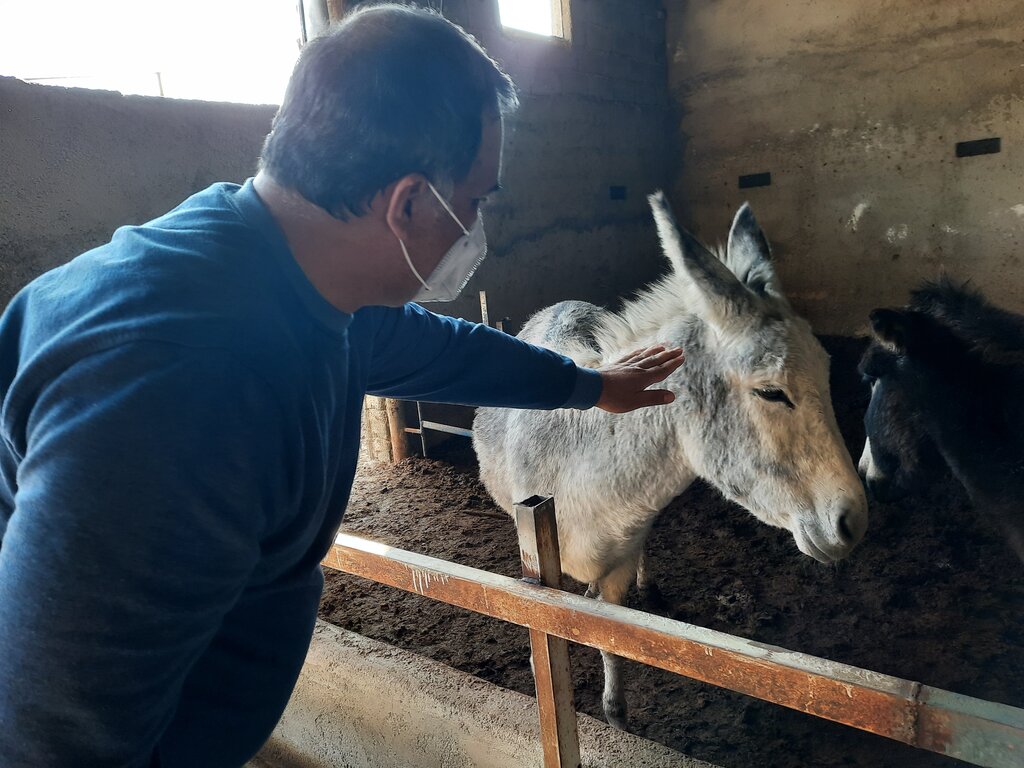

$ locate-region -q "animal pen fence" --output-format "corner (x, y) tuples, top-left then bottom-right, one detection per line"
(322, 495), (1024, 768)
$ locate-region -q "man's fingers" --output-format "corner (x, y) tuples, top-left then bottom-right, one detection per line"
(614, 344), (682, 368)
(618, 388), (676, 413)
(614, 348), (643, 364)
(653, 353), (686, 375)
(645, 388), (676, 406)
(616, 345), (664, 365)
(634, 347), (683, 369)
(598, 345), (685, 413)
(636, 354), (685, 386)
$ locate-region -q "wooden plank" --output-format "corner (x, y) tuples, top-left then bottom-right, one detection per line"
(516, 497), (581, 768)
(323, 534), (1024, 768)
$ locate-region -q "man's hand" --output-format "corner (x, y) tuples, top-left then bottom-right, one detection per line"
(595, 345), (685, 414)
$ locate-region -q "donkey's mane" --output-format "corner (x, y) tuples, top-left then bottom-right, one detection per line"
(592, 246), (733, 353)
(599, 275), (689, 349)
(594, 248), (792, 356)
(910, 278), (1024, 365)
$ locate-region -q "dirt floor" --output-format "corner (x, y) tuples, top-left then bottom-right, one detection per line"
(319, 337), (1024, 768)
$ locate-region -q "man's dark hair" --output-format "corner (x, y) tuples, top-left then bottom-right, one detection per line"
(259, 3), (517, 219)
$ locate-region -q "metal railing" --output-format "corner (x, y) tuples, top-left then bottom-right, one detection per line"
(322, 496), (1024, 768)
(401, 291), (506, 458)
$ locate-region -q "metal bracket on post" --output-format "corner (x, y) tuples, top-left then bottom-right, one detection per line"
(515, 496), (582, 768)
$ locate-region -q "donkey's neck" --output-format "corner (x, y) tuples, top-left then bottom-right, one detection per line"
(912, 362), (1024, 501)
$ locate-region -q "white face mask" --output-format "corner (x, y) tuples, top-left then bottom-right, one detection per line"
(398, 182), (488, 302)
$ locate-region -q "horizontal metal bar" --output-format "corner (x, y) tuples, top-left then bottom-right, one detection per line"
(324, 534), (1024, 768)
(419, 420), (474, 438)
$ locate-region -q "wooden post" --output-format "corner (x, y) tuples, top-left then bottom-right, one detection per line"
(384, 399), (409, 463)
(515, 496), (582, 768)
(360, 396), (392, 464)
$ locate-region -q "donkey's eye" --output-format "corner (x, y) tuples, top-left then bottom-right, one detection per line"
(753, 388), (795, 409)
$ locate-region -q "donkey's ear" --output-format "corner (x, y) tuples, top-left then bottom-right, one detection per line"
(869, 308), (912, 353)
(727, 203), (785, 301)
(648, 191), (752, 326)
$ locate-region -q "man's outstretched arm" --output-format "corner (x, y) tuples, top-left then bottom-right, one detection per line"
(362, 303), (682, 412)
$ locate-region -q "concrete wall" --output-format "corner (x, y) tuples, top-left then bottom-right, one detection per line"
(249, 621), (716, 768)
(1, 0), (673, 329)
(665, 1), (1024, 335)
(434, 0), (673, 329)
(0, 76), (276, 307)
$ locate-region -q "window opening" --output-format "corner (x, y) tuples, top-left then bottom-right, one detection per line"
(0, 1), (303, 105)
(497, 0), (570, 40)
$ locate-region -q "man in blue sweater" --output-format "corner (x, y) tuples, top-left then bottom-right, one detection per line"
(0, 5), (683, 766)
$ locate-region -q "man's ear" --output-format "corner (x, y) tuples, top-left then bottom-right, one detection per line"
(869, 308), (914, 354)
(383, 174), (429, 241)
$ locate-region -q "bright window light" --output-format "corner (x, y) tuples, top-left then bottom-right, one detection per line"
(498, 0), (561, 38)
(0, 1), (302, 105)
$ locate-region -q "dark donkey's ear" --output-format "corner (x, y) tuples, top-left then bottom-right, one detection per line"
(869, 308), (914, 353)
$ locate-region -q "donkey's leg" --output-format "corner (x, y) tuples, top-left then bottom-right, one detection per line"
(596, 561), (636, 731)
(635, 550), (666, 610)
(635, 550), (651, 592)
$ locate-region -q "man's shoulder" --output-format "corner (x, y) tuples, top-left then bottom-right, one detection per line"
(0, 183), (311, 399)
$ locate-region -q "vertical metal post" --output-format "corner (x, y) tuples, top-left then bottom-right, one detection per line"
(415, 401), (428, 458)
(479, 290), (490, 327)
(515, 496), (582, 768)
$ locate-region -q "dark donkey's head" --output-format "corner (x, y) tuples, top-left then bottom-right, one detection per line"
(858, 280), (1024, 504)
(857, 309), (953, 502)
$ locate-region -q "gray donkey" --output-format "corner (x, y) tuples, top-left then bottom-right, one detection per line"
(472, 192), (868, 730)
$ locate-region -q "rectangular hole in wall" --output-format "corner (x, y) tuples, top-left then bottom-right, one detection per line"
(497, 0), (571, 40)
(955, 137), (1001, 158)
(738, 172), (771, 189)
(609, 185), (627, 201)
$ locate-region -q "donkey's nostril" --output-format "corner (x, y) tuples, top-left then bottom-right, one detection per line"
(838, 510), (855, 544)
(836, 503), (868, 548)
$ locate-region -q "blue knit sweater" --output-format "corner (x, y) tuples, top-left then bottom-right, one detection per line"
(0, 180), (601, 767)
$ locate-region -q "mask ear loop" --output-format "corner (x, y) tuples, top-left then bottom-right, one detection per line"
(427, 182), (471, 236)
(398, 238), (432, 291)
